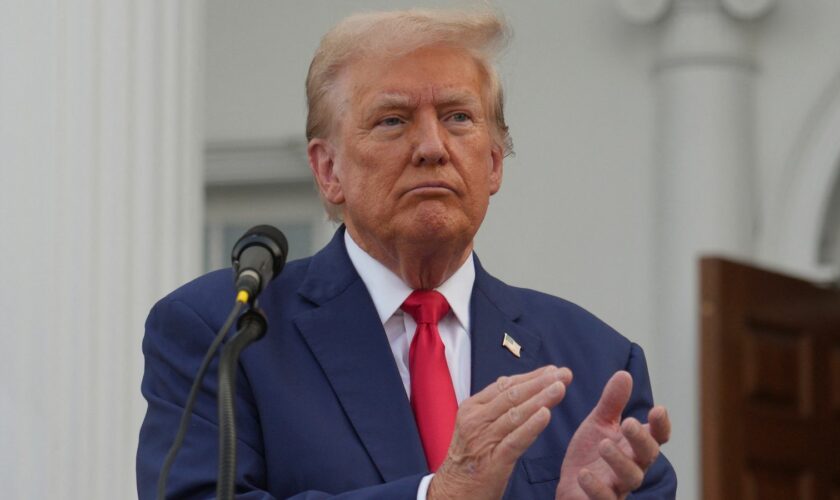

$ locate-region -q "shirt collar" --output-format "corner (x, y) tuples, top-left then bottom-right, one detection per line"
(344, 230), (474, 331)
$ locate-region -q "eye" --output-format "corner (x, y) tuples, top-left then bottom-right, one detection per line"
(379, 116), (404, 127)
(448, 112), (472, 123)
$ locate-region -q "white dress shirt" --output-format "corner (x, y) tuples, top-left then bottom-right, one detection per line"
(344, 231), (474, 498)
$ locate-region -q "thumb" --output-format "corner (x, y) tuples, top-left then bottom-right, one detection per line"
(591, 371), (633, 424)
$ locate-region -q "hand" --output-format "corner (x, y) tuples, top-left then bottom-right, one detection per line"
(428, 365), (573, 500)
(555, 371), (671, 500)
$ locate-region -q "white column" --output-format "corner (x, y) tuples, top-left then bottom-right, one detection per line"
(656, 4), (755, 499)
(616, 0), (773, 498)
(0, 1), (203, 498)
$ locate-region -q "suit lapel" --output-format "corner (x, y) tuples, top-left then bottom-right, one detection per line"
(292, 234), (544, 478)
(470, 257), (543, 394)
(295, 229), (427, 481)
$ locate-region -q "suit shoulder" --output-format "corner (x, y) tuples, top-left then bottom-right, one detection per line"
(494, 281), (632, 351)
(148, 257), (312, 327)
(519, 286), (621, 328)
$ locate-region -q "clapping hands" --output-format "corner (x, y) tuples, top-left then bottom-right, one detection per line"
(556, 371), (671, 500)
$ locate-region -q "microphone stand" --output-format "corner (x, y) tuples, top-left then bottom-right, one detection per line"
(216, 308), (268, 500)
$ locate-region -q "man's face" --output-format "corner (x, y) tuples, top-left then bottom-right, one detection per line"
(310, 45), (503, 256)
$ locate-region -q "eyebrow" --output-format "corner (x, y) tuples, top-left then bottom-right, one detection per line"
(364, 90), (482, 121)
(434, 90), (482, 109)
(367, 93), (415, 113)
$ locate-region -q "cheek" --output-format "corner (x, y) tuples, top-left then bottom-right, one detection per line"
(340, 163), (398, 207)
(459, 138), (496, 179)
(357, 151), (408, 189)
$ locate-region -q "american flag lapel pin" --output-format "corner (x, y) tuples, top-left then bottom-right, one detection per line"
(502, 333), (522, 358)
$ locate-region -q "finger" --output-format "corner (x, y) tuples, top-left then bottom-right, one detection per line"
(591, 371), (633, 424)
(621, 418), (660, 470)
(472, 365), (558, 404)
(647, 406), (671, 444)
(484, 366), (571, 417)
(578, 468), (616, 500)
(452, 367), (566, 450)
(486, 376), (567, 439)
(493, 406), (551, 465)
(599, 439), (644, 493)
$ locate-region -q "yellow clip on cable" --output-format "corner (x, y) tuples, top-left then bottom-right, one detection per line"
(236, 290), (250, 304)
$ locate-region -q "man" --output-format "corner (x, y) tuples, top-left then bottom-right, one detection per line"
(137, 9), (676, 499)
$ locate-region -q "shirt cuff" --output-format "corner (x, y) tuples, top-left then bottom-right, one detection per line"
(416, 473), (434, 500)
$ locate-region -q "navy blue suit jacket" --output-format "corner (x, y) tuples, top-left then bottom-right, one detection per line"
(137, 228), (676, 499)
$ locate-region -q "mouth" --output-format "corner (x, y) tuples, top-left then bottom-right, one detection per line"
(403, 182), (457, 196)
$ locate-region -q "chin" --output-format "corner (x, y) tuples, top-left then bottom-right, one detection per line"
(402, 210), (473, 246)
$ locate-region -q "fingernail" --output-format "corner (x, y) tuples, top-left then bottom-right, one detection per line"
(549, 381), (562, 396)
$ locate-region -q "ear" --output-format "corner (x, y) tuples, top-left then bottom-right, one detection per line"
(488, 144), (504, 195)
(308, 138), (345, 205)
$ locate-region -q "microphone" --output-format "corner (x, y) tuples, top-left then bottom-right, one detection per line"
(231, 225), (288, 304)
(156, 225), (287, 500)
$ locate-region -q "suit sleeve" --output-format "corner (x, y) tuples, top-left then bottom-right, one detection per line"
(136, 297), (425, 500)
(623, 343), (678, 499)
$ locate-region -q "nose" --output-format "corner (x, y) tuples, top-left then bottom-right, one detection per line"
(411, 114), (450, 167)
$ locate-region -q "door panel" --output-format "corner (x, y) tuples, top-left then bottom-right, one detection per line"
(700, 257), (840, 500)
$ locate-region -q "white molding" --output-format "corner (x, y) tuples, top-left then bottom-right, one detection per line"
(720, 0), (776, 21)
(205, 138), (312, 186)
(617, 0), (776, 27)
(614, 0), (674, 24)
(653, 54), (756, 72)
(762, 69), (840, 280)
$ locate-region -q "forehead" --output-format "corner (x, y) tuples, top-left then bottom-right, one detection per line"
(338, 46), (488, 110)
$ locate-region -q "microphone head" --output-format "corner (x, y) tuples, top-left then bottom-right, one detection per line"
(231, 224), (289, 282)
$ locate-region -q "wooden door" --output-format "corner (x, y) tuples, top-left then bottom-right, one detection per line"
(700, 257), (840, 500)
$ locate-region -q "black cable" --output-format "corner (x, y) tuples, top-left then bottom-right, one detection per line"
(156, 300), (245, 500)
(217, 309), (268, 500)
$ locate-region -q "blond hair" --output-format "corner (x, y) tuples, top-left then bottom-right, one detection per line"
(306, 9), (512, 220)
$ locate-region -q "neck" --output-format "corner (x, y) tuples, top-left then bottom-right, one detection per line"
(346, 225), (472, 290)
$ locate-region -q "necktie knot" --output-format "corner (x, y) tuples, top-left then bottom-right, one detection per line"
(401, 289), (450, 325)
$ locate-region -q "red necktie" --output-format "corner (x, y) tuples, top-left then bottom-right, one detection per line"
(401, 290), (458, 472)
